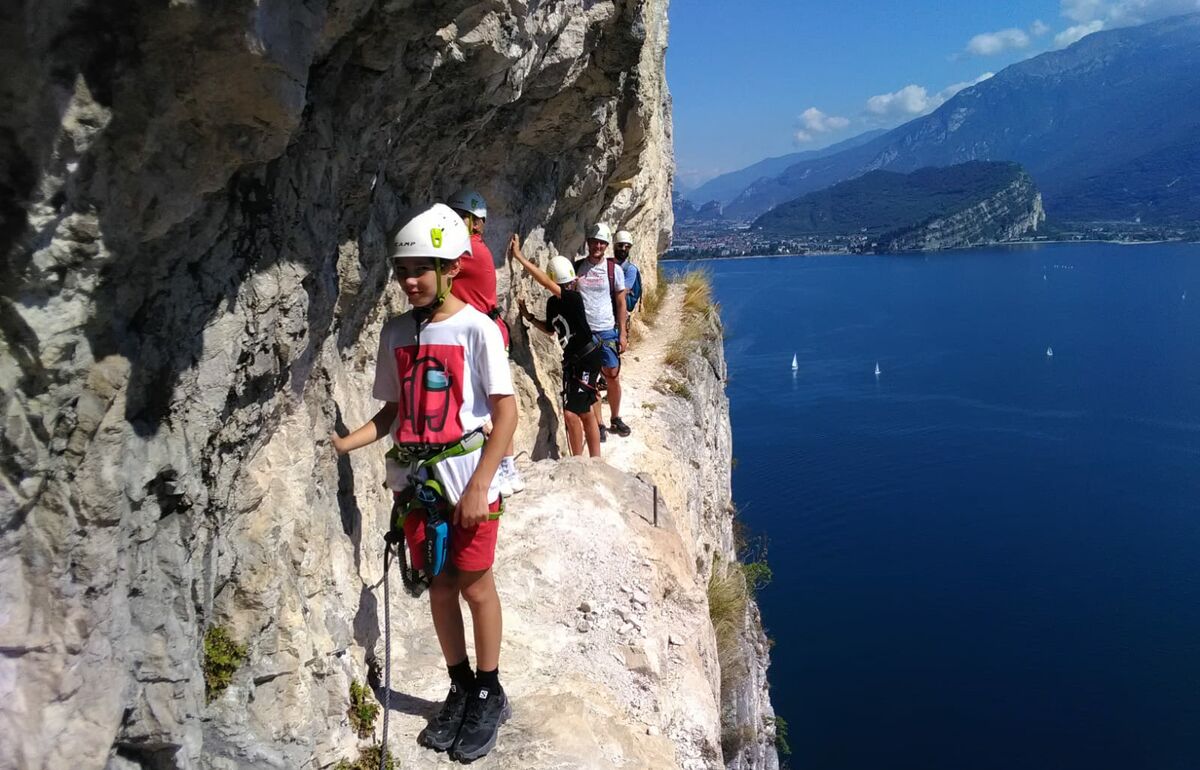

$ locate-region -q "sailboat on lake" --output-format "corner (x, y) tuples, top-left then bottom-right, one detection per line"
(874, 362), (881, 377)
(1046, 346), (1054, 357)
(791, 353), (798, 372)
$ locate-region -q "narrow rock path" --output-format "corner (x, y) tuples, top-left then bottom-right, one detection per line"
(370, 284), (723, 769)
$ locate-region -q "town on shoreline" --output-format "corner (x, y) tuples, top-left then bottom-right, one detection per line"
(665, 219), (1200, 260)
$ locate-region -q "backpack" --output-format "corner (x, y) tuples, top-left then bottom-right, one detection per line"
(625, 265), (643, 313)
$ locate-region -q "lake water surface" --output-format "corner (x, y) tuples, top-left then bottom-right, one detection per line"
(667, 243), (1200, 770)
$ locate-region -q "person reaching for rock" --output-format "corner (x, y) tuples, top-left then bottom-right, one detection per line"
(508, 234), (602, 457)
(331, 203), (516, 762)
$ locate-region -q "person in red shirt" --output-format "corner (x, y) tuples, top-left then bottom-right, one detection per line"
(447, 189), (523, 496)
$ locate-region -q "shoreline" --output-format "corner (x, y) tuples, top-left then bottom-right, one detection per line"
(662, 236), (1199, 262)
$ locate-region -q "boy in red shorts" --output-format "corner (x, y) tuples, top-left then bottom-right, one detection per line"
(332, 203), (516, 761)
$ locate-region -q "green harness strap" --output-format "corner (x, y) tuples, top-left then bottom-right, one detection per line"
(386, 429), (505, 527)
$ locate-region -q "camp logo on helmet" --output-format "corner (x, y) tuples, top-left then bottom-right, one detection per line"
(430, 227), (443, 248)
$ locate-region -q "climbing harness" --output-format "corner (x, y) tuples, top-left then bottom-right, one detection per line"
(383, 427), (491, 596)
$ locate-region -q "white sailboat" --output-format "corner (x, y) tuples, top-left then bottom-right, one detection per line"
(874, 362), (881, 377)
(1046, 346), (1054, 357)
(791, 353), (798, 372)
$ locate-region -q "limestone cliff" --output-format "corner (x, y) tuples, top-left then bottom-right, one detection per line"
(0, 2), (776, 769)
(877, 175), (1045, 253)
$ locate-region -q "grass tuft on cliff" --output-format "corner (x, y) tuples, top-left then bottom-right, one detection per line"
(708, 557), (749, 693)
(348, 680), (379, 738)
(335, 744), (395, 770)
(663, 269), (720, 371)
(203, 626), (248, 703)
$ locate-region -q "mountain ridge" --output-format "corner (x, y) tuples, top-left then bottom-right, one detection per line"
(685, 129), (887, 206)
(724, 13), (1200, 223)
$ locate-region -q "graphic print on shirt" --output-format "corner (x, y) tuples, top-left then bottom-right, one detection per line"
(393, 343), (466, 444)
(551, 314), (576, 351)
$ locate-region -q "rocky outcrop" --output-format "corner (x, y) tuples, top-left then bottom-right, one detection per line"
(0, 2), (681, 768)
(877, 176), (1044, 252)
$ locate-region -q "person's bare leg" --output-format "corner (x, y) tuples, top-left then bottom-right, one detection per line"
(591, 397), (603, 430)
(564, 410), (584, 456)
(429, 570), (467, 665)
(603, 367), (621, 422)
(459, 568), (502, 671)
(582, 410), (601, 457)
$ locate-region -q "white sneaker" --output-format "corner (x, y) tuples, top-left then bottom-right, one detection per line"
(496, 465), (514, 498)
(506, 463), (525, 494)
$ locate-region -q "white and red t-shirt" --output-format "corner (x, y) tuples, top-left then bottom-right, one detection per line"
(372, 305), (513, 503)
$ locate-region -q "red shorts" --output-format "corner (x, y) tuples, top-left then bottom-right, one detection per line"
(402, 498), (502, 572)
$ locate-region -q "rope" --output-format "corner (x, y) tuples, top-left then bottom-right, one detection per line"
(380, 538), (393, 770)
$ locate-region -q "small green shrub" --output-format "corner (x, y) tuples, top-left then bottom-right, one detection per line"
(203, 626), (248, 703)
(334, 744), (395, 770)
(771, 714), (793, 756)
(348, 680), (379, 738)
(742, 560), (773, 591)
(654, 376), (692, 400)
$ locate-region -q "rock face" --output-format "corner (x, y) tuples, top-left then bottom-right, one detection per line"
(877, 175), (1044, 253)
(0, 2), (688, 768)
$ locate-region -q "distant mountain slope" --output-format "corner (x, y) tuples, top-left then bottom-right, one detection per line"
(752, 162), (1044, 253)
(688, 129), (886, 206)
(725, 13), (1200, 223)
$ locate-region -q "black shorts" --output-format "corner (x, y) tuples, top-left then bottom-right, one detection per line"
(562, 347), (603, 415)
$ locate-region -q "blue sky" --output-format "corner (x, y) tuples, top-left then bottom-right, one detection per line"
(668, 0), (1200, 190)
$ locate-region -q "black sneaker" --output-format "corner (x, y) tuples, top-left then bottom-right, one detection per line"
(418, 681), (469, 751)
(450, 684), (511, 762)
(599, 424), (608, 443)
(610, 417), (632, 437)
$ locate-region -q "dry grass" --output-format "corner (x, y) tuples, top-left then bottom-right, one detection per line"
(707, 557), (749, 694)
(680, 268), (716, 317)
(640, 262), (668, 325)
(661, 268), (720, 372)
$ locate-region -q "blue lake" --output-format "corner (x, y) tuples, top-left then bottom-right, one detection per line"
(667, 243), (1200, 770)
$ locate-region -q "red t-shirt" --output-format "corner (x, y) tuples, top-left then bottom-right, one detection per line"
(452, 233), (509, 346)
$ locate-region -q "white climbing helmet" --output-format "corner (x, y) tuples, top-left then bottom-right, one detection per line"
(390, 203), (471, 261)
(548, 256), (577, 284)
(588, 223), (612, 243)
(446, 188), (488, 219)
(614, 230), (633, 245)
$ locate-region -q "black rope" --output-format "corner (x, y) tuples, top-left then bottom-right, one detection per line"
(379, 537), (393, 770)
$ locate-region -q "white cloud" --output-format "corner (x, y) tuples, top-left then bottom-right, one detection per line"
(793, 107), (850, 143)
(800, 107), (850, 132)
(1031, 19), (1051, 35)
(865, 73), (993, 119)
(1054, 19), (1106, 45)
(1061, 0), (1200, 24)
(866, 85), (934, 116)
(966, 27), (1031, 55)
